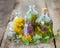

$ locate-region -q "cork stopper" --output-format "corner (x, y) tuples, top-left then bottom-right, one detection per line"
(42, 8), (47, 14)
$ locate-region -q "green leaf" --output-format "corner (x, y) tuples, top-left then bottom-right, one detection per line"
(33, 42), (36, 45)
(31, 14), (36, 19)
(57, 29), (60, 32)
(40, 37), (49, 43)
(15, 41), (19, 44)
(33, 34), (42, 41)
(23, 40), (29, 46)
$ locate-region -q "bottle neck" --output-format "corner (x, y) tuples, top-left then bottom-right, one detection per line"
(29, 7), (38, 15)
(29, 5), (35, 11)
(14, 9), (22, 18)
(25, 15), (27, 23)
(29, 7), (35, 11)
(42, 12), (48, 16)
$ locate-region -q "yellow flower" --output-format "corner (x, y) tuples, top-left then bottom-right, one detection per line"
(37, 27), (41, 31)
(26, 34), (32, 42)
(14, 17), (25, 24)
(22, 35), (26, 41)
(13, 17), (25, 36)
(14, 24), (23, 34)
(22, 34), (32, 42)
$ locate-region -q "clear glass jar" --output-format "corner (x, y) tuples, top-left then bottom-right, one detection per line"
(35, 8), (53, 43)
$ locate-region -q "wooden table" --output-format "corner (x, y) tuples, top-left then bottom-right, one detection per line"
(0, 0), (16, 45)
(1, 0), (60, 48)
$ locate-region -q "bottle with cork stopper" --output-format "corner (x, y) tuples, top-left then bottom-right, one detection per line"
(35, 8), (53, 43)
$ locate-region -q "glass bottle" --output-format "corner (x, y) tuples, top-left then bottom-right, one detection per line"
(26, 5), (38, 29)
(35, 8), (53, 43)
(24, 14), (34, 36)
(22, 15), (33, 45)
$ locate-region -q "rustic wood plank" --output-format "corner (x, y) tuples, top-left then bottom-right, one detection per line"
(0, 0), (16, 46)
(1, 24), (10, 48)
(46, 0), (60, 48)
(1, 0), (55, 48)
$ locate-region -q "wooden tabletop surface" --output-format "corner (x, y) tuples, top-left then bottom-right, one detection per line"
(0, 0), (60, 48)
(0, 0), (16, 46)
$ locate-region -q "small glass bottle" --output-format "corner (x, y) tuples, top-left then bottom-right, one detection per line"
(22, 21), (33, 45)
(24, 15), (34, 36)
(35, 8), (53, 43)
(26, 5), (38, 29)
